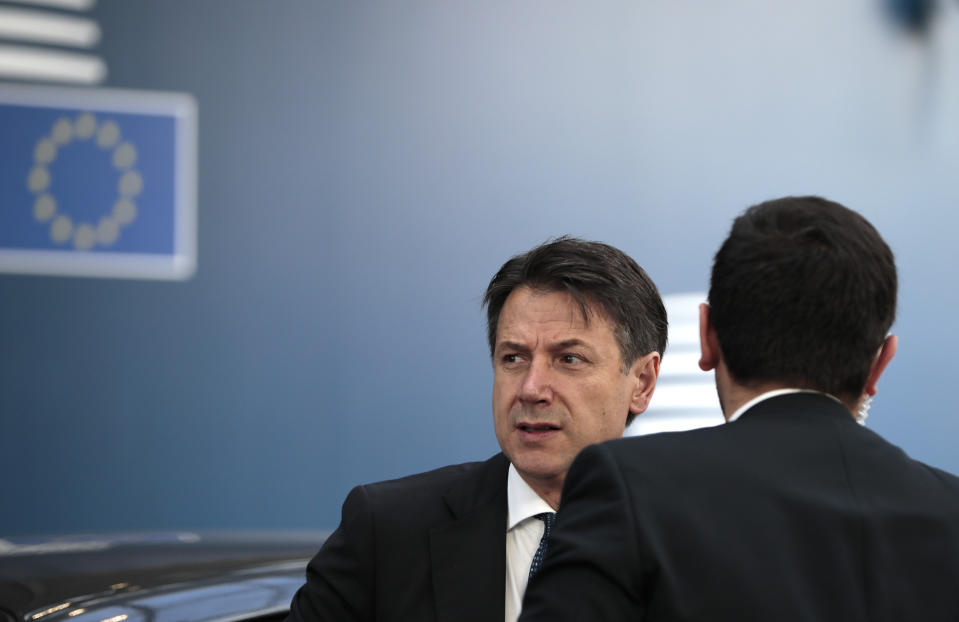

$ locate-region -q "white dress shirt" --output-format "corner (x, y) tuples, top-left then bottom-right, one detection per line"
(504, 464), (555, 622)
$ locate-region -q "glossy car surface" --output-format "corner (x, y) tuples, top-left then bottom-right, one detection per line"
(0, 532), (327, 622)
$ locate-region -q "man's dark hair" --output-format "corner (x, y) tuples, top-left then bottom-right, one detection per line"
(483, 236), (667, 423)
(709, 196), (897, 401)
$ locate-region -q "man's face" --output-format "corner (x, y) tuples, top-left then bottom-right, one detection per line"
(492, 286), (646, 493)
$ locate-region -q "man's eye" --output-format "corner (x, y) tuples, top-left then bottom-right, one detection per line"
(502, 354), (522, 364)
(560, 354), (584, 365)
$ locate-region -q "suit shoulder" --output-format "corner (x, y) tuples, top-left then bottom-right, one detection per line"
(909, 458), (959, 497)
(579, 427), (736, 487)
(352, 453), (507, 510)
(362, 454), (500, 490)
(603, 425), (726, 455)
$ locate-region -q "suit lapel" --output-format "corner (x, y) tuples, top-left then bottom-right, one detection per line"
(430, 453), (509, 622)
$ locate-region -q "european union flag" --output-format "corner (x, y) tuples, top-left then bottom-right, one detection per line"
(0, 84), (196, 279)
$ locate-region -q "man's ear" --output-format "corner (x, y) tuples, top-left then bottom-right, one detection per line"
(628, 351), (661, 415)
(698, 303), (721, 372)
(863, 334), (898, 397)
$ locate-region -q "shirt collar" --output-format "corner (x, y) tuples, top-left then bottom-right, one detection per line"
(507, 463), (555, 531)
(726, 388), (844, 422)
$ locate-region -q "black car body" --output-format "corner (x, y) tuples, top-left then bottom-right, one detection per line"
(0, 532), (326, 622)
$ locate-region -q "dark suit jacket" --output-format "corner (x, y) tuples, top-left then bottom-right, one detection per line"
(520, 393), (959, 621)
(286, 453), (510, 622)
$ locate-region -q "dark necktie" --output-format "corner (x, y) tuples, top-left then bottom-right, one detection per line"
(528, 512), (556, 581)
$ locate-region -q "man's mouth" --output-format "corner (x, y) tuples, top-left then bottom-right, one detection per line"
(517, 423), (560, 432)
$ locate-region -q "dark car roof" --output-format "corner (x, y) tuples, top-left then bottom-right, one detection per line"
(0, 532), (327, 622)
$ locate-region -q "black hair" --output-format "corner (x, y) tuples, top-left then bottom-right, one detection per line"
(709, 196), (897, 400)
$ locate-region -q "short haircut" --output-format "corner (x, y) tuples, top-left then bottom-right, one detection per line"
(483, 237), (667, 418)
(709, 196), (897, 401)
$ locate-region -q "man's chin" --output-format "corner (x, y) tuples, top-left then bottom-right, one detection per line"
(511, 456), (568, 484)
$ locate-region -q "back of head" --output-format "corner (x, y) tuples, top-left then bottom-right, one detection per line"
(709, 196), (897, 402)
(483, 235), (668, 372)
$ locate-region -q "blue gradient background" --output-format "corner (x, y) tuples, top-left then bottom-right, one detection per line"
(0, 1), (957, 534)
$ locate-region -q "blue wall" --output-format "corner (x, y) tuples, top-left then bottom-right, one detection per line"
(2, 1), (957, 534)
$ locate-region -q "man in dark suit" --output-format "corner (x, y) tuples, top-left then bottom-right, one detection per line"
(286, 237), (667, 622)
(520, 196), (959, 621)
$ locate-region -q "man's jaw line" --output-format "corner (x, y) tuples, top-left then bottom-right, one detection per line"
(515, 465), (565, 511)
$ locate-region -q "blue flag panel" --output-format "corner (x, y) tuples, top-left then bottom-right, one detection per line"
(0, 84), (196, 279)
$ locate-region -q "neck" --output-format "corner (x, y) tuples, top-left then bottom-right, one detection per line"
(520, 473), (562, 510)
(714, 363), (783, 420)
(716, 363), (859, 421)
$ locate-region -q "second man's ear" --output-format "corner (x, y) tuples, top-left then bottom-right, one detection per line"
(863, 334), (898, 397)
(698, 303), (720, 372)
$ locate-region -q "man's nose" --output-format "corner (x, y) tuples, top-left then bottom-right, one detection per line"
(519, 359), (553, 404)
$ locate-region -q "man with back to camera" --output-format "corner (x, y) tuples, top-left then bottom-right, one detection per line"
(520, 196), (959, 621)
(285, 236), (667, 622)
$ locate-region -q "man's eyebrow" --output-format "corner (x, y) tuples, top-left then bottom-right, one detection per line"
(495, 340), (529, 353)
(495, 338), (596, 353)
(549, 339), (592, 351)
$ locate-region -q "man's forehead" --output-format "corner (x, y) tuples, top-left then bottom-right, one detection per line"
(495, 287), (613, 343)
